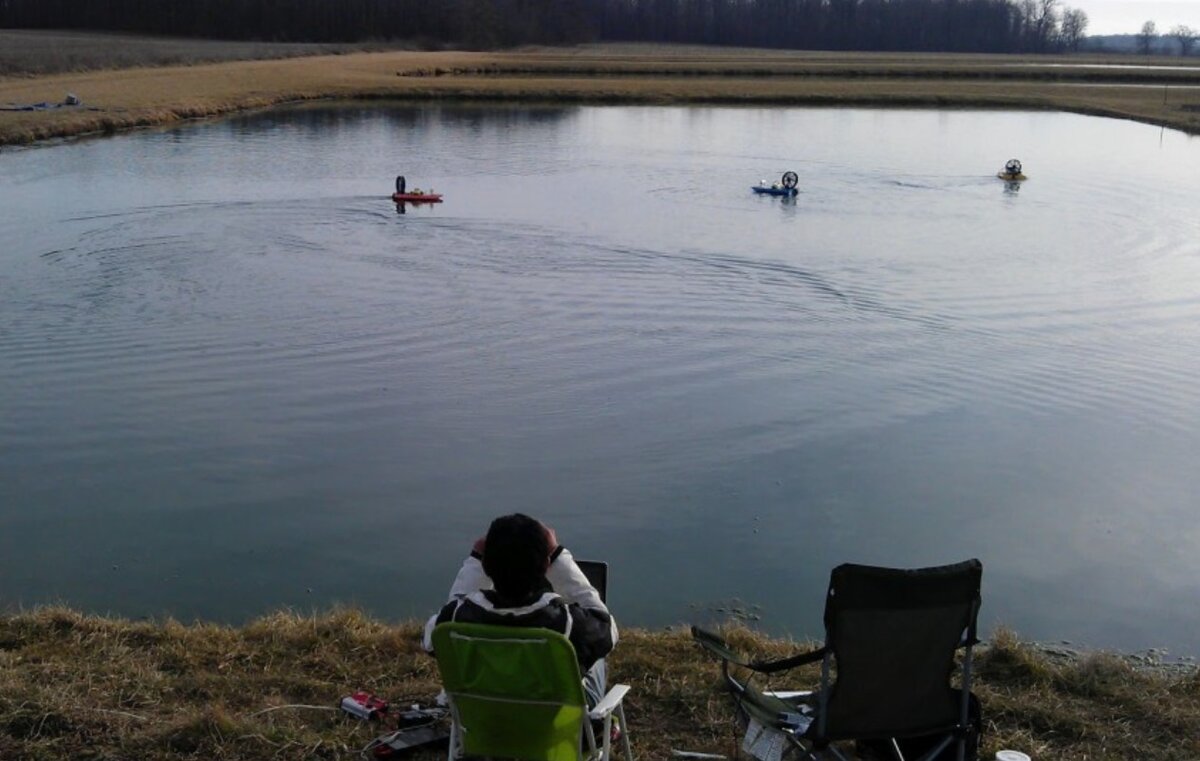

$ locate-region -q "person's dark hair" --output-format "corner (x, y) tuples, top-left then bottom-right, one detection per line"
(482, 513), (550, 598)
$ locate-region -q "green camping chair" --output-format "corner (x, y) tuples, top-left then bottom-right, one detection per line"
(693, 559), (983, 761)
(431, 622), (634, 761)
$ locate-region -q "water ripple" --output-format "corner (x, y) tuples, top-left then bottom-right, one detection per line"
(3, 104), (1200, 653)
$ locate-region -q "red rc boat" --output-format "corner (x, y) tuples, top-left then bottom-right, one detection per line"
(393, 175), (442, 203)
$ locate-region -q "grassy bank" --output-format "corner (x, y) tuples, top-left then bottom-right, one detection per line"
(0, 30), (406, 76)
(2, 39), (1200, 146)
(1, 608), (1197, 760)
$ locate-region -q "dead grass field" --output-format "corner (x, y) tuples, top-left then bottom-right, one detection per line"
(2, 38), (1199, 145)
(0, 29), (403, 76)
(0, 609), (1197, 760)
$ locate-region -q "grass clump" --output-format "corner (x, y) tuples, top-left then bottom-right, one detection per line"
(0, 610), (1198, 759)
(976, 627), (1056, 687)
(972, 628), (1200, 759)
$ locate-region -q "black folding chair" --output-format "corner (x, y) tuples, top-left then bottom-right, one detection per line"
(693, 559), (983, 761)
(576, 560), (608, 605)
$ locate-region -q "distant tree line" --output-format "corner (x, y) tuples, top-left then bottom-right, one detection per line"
(0, 0), (1097, 53)
(0, 0), (594, 47)
(598, 0), (1089, 53)
(1135, 21), (1199, 55)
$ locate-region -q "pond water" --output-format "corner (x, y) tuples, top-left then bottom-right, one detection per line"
(2, 104), (1199, 655)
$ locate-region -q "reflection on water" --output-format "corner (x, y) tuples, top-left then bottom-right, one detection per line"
(2, 104), (1200, 654)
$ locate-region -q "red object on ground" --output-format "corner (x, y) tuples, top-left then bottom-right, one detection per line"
(341, 691), (390, 720)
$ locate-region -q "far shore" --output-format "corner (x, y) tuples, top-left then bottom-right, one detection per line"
(3, 41), (1200, 146)
(0, 607), (1197, 760)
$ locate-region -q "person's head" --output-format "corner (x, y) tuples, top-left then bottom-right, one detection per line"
(482, 513), (551, 599)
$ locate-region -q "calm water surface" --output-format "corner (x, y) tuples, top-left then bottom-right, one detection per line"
(2, 105), (1199, 653)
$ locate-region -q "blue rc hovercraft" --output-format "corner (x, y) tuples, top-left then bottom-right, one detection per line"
(752, 171), (799, 197)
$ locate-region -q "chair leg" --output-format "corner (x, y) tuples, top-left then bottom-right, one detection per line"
(616, 702), (633, 761)
(446, 719), (459, 761)
(911, 735), (954, 761)
(801, 744), (851, 761)
(584, 715), (599, 761)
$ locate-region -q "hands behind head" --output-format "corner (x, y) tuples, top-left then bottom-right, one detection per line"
(473, 520), (558, 562)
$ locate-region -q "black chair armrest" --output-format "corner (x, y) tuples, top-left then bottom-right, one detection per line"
(692, 626), (826, 674)
(691, 626), (756, 668)
(750, 647), (826, 673)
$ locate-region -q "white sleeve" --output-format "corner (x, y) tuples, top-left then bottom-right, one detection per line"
(423, 556), (491, 652)
(422, 610), (440, 652)
(545, 548), (608, 613)
(446, 555), (492, 600)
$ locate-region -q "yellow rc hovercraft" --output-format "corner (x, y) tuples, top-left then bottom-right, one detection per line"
(997, 158), (1027, 181)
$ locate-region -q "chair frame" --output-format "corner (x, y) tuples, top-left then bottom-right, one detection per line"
(435, 623), (634, 761)
(694, 559), (982, 761)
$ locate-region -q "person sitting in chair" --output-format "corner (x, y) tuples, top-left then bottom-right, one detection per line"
(422, 513), (617, 708)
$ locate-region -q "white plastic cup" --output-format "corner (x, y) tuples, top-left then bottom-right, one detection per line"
(996, 752), (1031, 761)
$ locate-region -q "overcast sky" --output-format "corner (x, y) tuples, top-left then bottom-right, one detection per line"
(1072, 0), (1200, 35)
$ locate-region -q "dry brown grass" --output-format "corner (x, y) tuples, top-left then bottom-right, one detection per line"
(2, 40), (1200, 146)
(1, 609), (1197, 760)
(0, 29), (406, 76)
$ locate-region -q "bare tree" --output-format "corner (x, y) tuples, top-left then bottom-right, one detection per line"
(1027, 0), (1060, 51)
(1137, 20), (1158, 54)
(1170, 24), (1198, 56)
(1060, 7), (1088, 51)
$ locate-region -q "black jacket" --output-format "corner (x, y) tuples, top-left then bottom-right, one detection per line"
(423, 548), (617, 669)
